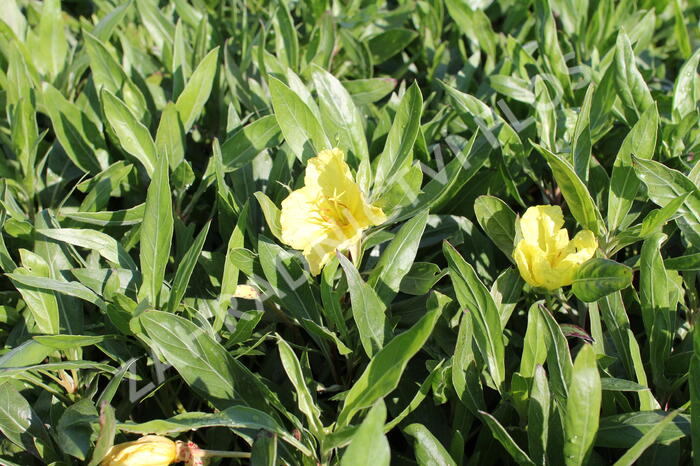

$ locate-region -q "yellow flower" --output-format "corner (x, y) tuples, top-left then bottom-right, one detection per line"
(280, 148), (386, 275)
(513, 205), (597, 291)
(100, 435), (178, 466)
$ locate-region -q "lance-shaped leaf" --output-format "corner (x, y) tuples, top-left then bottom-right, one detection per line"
(534, 142), (604, 236)
(336, 305), (440, 427)
(138, 155), (173, 305)
(572, 259), (633, 302)
(443, 241), (505, 390)
(564, 344), (601, 466)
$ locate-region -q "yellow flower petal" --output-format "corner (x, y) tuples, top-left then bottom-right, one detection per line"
(101, 436), (177, 466)
(514, 205), (598, 291)
(280, 187), (327, 251)
(280, 148), (385, 275)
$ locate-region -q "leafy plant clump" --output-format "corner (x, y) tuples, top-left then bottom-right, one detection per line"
(0, 0), (699, 464)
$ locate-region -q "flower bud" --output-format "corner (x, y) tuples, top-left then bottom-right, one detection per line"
(100, 435), (178, 466)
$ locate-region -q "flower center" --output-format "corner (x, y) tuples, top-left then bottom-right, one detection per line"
(313, 189), (354, 231)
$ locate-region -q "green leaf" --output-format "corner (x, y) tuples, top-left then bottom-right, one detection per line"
(0, 383), (58, 462)
(96, 359), (137, 408)
(572, 85), (593, 181)
(367, 29), (418, 64)
(84, 31), (148, 122)
(384, 360), (445, 433)
(404, 423), (457, 466)
(399, 262), (444, 296)
(474, 195), (517, 260)
(88, 403), (116, 466)
(273, 1), (299, 70)
(564, 344), (601, 466)
(220, 202), (248, 305)
(444, 0), (497, 70)
(175, 47), (219, 132)
(691, 326), (700, 460)
(257, 237), (321, 324)
(337, 306), (440, 427)
(613, 405), (687, 466)
(633, 156), (700, 248)
(341, 402), (390, 466)
(572, 259), (633, 302)
(396, 131), (491, 221)
(31, 0), (67, 81)
(639, 233), (673, 383)
(57, 399), (97, 460)
(77, 161), (133, 212)
(519, 302), (549, 379)
(665, 253), (700, 271)
(0, 360), (115, 378)
(221, 116), (282, 171)
(42, 85), (107, 174)
(443, 241), (505, 390)
(253, 191), (283, 242)
(32, 335), (106, 350)
(251, 430), (278, 466)
(0, 0), (26, 40)
(639, 193), (690, 238)
(65, 204), (145, 227)
(139, 311), (237, 406)
(117, 406), (311, 456)
(534, 76), (557, 151)
(452, 303), (487, 414)
(533, 142), (604, 236)
(276, 337), (324, 436)
(311, 65), (369, 168)
(101, 89), (157, 177)
(600, 378), (650, 392)
(166, 221), (210, 313)
(372, 82), (422, 197)
(7, 273), (106, 309)
(442, 83), (525, 166)
(269, 76), (330, 162)
(479, 411), (534, 465)
(596, 411), (691, 448)
(614, 31), (654, 125)
(672, 0), (691, 60)
(9, 251), (60, 334)
(11, 94), (38, 186)
(368, 209), (428, 305)
(537, 303), (573, 405)
(320, 258), (349, 339)
(0, 340), (53, 371)
(671, 48), (700, 120)
(607, 104), (658, 232)
(489, 74), (535, 104)
(528, 365), (550, 465)
(138, 155), (173, 305)
(337, 253), (387, 358)
(301, 319), (352, 356)
(91, 0), (133, 41)
(36, 228), (137, 272)
(343, 78), (397, 105)
(155, 103), (186, 169)
(534, 0), (573, 101)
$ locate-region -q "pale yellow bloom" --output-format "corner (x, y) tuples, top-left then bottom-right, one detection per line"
(513, 205), (597, 291)
(280, 148), (386, 275)
(100, 435), (178, 466)
(233, 284), (260, 299)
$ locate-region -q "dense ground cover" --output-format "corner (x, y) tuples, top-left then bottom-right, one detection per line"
(0, 0), (699, 464)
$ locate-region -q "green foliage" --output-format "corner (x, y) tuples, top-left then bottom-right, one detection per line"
(0, 0), (698, 464)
